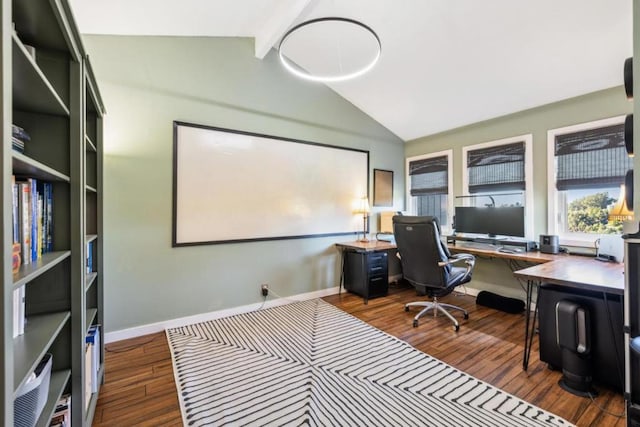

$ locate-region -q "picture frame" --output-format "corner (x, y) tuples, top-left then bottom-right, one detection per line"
(373, 169), (393, 207)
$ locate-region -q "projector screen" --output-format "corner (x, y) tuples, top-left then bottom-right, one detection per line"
(172, 121), (369, 246)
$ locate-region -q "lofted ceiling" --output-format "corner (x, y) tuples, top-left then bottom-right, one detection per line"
(69, 0), (632, 141)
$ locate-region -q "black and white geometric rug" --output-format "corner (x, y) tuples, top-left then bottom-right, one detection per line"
(167, 299), (571, 426)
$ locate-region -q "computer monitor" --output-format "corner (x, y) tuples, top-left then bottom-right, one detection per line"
(454, 206), (525, 238)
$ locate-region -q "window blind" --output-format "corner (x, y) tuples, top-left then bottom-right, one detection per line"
(467, 142), (525, 193)
(409, 155), (448, 196)
(555, 123), (631, 190)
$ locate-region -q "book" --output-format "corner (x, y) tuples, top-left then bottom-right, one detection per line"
(11, 176), (18, 244)
(12, 288), (19, 338)
(30, 178), (37, 262)
(84, 342), (93, 409)
(13, 285), (25, 337)
(86, 325), (100, 392)
(86, 241), (93, 274)
(50, 393), (71, 427)
(18, 182), (31, 265)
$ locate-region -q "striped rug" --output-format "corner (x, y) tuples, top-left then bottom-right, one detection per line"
(167, 299), (571, 426)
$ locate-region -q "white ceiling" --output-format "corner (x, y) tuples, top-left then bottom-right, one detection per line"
(69, 0), (633, 141)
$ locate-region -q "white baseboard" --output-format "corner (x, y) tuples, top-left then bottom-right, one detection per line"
(106, 283), (535, 343)
(105, 286), (340, 344)
(454, 285), (481, 297)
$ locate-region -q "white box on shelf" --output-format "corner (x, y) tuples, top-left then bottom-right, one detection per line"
(14, 353), (52, 427)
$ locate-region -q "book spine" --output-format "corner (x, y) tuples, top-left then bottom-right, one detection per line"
(47, 183), (53, 252)
(11, 175), (18, 244)
(12, 288), (19, 338)
(18, 285), (25, 335)
(37, 193), (43, 259)
(30, 178), (37, 262)
(19, 182), (30, 265)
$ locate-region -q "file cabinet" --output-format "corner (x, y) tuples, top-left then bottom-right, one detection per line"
(343, 250), (389, 303)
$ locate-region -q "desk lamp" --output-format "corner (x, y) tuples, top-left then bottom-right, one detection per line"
(354, 197), (370, 242)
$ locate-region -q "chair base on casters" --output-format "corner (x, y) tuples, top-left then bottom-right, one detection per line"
(405, 297), (468, 331)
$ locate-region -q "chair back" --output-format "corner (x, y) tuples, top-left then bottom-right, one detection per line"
(393, 215), (451, 289)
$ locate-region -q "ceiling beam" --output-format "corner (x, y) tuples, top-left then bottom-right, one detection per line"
(254, 0), (313, 59)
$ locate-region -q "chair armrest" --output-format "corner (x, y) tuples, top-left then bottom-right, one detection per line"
(438, 253), (475, 267)
(438, 254), (475, 283)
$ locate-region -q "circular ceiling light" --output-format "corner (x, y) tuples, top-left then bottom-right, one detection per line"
(278, 17), (381, 83)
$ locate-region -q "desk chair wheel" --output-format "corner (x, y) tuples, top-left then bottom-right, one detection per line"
(405, 306), (410, 312)
(454, 324), (460, 332)
(413, 320), (418, 327)
(463, 312), (469, 320)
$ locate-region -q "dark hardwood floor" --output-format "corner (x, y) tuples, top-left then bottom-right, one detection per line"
(94, 286), (626, 426)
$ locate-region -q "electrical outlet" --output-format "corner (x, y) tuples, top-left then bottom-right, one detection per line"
(261, 283), (269, 297)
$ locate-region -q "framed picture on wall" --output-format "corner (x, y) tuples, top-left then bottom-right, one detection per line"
(373, 169), (393, 207)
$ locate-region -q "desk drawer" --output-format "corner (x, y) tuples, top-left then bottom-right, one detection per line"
(368, 274), (388, 298)
(343, 250), (389, 301)
(367, 252), (387, 267)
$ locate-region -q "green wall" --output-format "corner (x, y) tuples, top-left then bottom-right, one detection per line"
(83, 35), (404, 333)
(406, 86), (632, 298)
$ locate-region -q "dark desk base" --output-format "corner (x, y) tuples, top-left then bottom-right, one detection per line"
(343, 250), (388, 304)
(537, 284), (624, 392)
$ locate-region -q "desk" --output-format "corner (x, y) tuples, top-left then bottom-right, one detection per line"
(337, 239), (625, 372)
(513, 258), (624, 371)
(335, 241), (396, 303)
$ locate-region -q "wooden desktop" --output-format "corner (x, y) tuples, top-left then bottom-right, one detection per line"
(336, 238), (624, 371)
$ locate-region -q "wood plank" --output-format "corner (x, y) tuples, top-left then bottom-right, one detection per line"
(95, 288), (626, 426)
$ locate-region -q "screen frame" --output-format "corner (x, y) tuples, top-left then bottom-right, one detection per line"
(454, 206), (526, 238)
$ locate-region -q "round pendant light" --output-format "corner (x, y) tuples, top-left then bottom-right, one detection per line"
(278, 17), (381, 83)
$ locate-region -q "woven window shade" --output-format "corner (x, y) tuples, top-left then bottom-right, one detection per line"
(555, 123), (632, 190)
(467, 142), (525, 194)
(409, 155), (448, 196)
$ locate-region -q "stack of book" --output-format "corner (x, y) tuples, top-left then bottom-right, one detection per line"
(12, 124), (30, 153)
(12, 176), (54, 266)
(49, 394), (70, 427)
(84, 325), (101, 408)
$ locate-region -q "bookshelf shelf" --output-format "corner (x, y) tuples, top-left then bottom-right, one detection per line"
(3, 1), (104, 425)
(85, 272), (97, 292)
(12, 0), (80, 58)
(85, 135), (96, 152)
(86, 308), (97, 332)
(13, 311), (71, 393)
(12, 34), (69, 117)
(12, 152), (71, 182)
(12, 251), (71, 289)
(35, 369), (71, 427)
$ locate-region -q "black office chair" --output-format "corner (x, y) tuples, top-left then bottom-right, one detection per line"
(393, 215), (475, 331)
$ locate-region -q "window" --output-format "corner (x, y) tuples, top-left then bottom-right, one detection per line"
(462, 134), (533, 238)
(547, 116), (631, 243)
(406, 150), (453, 231)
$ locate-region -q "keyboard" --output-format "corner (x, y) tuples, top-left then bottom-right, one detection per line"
(497, 246), (524, 254)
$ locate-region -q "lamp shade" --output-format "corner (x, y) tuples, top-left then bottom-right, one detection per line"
(609, 185), (634, 222)
(354, 197), (370, 214)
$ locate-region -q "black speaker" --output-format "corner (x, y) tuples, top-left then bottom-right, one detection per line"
(626, 170), (634, 209)
(626, 114), (634, 157)
(556, 300), (595, 397)
(626, 57), (633, 99)
(476, 291), (524, 314)
(540, 234), (559, 254)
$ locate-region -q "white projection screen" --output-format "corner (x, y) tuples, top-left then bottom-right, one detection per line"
(172, 122), (370, 246)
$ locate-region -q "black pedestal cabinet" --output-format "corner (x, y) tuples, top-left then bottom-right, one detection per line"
(343, 250), (388, 303)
